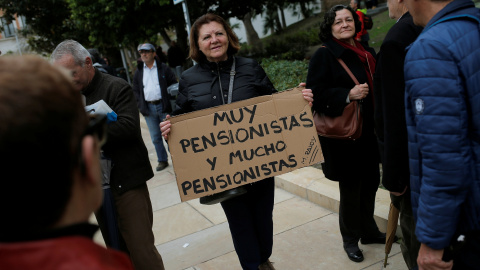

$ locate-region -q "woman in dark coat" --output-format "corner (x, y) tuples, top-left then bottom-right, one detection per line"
(161, 13), (313, 270)
(306, 5), (384, 263)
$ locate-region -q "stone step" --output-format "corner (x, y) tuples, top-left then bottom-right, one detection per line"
(274, 166), (401, 237)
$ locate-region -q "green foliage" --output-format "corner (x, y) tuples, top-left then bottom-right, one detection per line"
(368, 13), (397, 50)
(0, 0), (89, 53)
(260, 58), (308, 91)
(261, 27), (319, 60)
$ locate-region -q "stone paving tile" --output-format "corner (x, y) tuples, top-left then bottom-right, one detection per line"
(306, 177), (341, 213)
(147, 169), (177, 189)
(157, 222), (235, 270)
(273, 196), (332, 235)
(185, 187), (295, 226)
(363, 252), (406, 270)
(274, 187), (295, 204)
(152, 203), (213, 245)
(193, 251), (242, 270)
(149, 181), (182, 212)
(269, 214), (403, 270)
(187, 199), (227, 225)
(275, 167), (325, 199)
(89, 214), (105, 247)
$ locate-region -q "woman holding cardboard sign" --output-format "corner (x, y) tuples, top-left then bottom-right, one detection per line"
(306, 5), (384, 264)
(160, 13), (312, 270)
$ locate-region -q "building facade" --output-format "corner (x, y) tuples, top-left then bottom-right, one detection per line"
(0, 10), (27, 55)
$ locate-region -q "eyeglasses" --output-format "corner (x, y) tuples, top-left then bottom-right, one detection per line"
(139, 50), (153, 55)
(84, 114), (108, 146)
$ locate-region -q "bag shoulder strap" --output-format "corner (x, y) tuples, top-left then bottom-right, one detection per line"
(337, 58), (360, 85)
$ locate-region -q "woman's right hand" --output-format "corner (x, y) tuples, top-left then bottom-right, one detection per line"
(160, 115), (171, 140)
(348, 83), (369, 100)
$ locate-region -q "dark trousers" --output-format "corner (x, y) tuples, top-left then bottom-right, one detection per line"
(113, 183), (165, 270)
(451, 231), (480, 269)
(339, 171), (381, 247)
(391, 192), (420, 269)
(221, 178), (275, 270)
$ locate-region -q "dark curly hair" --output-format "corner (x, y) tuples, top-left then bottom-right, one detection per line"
(319, 5), (362, 42)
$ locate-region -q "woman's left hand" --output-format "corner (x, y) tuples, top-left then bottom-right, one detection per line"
(298, 82), (314, 107)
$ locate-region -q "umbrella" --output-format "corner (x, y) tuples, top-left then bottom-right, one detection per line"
(99, 187), (122, 250)
(98, 152), (122, 251)
(384, 201), (400, 268)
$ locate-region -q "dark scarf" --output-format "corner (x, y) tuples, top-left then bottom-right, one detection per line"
(333, 38), (376, 89)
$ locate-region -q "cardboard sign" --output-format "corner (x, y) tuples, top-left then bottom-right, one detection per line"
(168, 86), (323, 202)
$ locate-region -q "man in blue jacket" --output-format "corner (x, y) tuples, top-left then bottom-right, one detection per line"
(133, 43), (177, 172)
(403, 0), (480, 268)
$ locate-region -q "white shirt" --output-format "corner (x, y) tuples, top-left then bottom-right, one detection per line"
(142, 61), (162, 102)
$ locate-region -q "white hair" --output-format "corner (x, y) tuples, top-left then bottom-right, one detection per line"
(51, 40), (91, 67)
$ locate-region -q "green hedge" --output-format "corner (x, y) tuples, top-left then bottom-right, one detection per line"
(238, 24), (320, 61)
(260, 58), (309, 91)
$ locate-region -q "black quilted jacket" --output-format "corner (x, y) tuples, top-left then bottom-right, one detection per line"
(173, 56), (276, 115)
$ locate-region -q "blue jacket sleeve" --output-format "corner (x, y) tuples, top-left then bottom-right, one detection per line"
(405, 37), (473, 249)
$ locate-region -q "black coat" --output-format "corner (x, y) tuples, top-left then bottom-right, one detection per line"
(173, 56), (276, 115)
(132, 58), (177, 116)
(373, 12), (423, 192)
(167, 45), (186, 68)
(306, 39), (379, 182)
(83, 69), (154, 194)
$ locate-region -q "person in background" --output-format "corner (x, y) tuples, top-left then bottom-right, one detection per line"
(88, 48), (116, 76)
(156, 46), (168, 64)
(51, 40), (165, 270)
(104, 56), (111, 66)
(160, 13), (313, 270)
(0, 55), (133, 269)
(373, 0), (423, 268)
(167, 40), (186, 77)
(133, 43), (177, 172)
(350, 0), (371, 49)
(306, 5), (385, 263)
(403, 0), (480, 268)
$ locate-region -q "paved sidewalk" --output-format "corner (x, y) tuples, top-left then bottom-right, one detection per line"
(92, 117), (408, 270)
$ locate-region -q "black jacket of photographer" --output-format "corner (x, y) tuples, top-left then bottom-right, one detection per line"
(83, 69), (154, 194)
(133, 56), (178, 116)
(173, 55), (275, 115)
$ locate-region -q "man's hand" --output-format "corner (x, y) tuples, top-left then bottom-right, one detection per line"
(417, 243), (453, 270)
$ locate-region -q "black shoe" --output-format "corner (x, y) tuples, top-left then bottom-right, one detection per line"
(360, 232), (397, 245)
(344, 245), (364, 262)
(156, 161), (168, 171)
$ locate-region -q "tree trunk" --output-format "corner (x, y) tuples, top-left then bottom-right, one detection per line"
(275, 8), (283, 31)
(300, 2), (310, 18)
(159, 28), (172, 46)
(279, 5), (287, 29)
(174, 19), (189, 63)
(241, 11), (263, 54)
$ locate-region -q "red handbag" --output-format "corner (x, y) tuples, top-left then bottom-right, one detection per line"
(313, 58), (363, 140)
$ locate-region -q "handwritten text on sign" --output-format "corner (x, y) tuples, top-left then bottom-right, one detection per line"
(168, 87), (323, 202)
